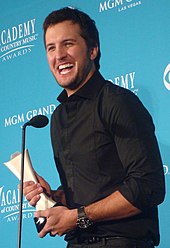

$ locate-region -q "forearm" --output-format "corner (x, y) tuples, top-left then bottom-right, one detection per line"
(85, 190), (141, 222)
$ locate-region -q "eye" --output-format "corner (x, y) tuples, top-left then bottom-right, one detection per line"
(47, 45), (55, 52)
(65, 41), (74, 47)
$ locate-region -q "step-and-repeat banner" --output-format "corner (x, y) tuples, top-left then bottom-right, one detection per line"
(1, 1), (170, 247)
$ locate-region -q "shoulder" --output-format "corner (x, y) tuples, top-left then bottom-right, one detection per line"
(98, 80), (153, 129)
(99, 80), (140, 109)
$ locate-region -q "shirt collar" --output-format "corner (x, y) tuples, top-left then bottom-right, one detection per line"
(57, 71), (105, 103)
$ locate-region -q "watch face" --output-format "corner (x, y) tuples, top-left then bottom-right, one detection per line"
(77, 217), (92, 229)
(77, 206), (93, 228)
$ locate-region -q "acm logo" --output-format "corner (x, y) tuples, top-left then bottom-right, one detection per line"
(163, 63), (170, 91)
(163, 164), (169, 176)
(0, 186), (34, 223)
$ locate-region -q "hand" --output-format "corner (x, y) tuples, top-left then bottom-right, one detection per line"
(20, 172), (52, 207)
(34, 206), (77, 237)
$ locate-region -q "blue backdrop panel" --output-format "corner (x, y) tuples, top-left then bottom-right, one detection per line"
(0, 1), (170, 247)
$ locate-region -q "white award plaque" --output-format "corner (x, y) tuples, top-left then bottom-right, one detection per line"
(4, 149), (56, 232)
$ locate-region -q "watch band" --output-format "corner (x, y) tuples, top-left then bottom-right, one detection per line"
(78, 206), (86, 218)
(77, 206), (93, 228)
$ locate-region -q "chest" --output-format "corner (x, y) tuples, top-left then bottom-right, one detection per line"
(54, 99), (114, 156)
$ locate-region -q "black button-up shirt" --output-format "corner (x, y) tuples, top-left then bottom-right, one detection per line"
(51, 71), (165, 245)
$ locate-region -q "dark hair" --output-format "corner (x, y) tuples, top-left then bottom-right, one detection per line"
(43, 7), (101, 70)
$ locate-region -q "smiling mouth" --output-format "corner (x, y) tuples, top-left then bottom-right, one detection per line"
(58, 63), (74, 75)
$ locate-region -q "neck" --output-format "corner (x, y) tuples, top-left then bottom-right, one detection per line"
(66, 67), (96, 97)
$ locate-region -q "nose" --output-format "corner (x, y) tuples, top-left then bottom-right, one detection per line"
(55, 45), (67, 61)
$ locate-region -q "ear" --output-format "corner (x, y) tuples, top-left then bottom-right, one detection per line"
(90, 45), (99, 61)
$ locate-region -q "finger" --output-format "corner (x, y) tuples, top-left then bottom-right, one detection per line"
(38, 221), (52, 238)
(50, 232), (56, 237)
(23, 183), (43, 197)
(28, 195), (41, 207)
(23, 181), (35, 188)
(23, 183), (43, 206)
(50, 226), (56, 237)
(18, 181), (34, 189)
(34, 210), (48, 219)
(34, 210), (53, 238)
(38, 227), (49, 238)
(23, 182), (37, 195)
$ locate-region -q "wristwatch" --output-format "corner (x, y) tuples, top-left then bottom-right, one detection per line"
(76, 206), (93, 228)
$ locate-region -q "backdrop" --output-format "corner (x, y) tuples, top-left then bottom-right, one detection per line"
(1, 1), (170, 247)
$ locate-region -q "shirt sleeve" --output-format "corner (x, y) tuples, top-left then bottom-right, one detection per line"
(104, 87), (165, 211)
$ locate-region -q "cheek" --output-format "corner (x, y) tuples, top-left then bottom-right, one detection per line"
(74, 51), (90, 67)
(69, 45), (89, 61)
(47, 55), (55, 69)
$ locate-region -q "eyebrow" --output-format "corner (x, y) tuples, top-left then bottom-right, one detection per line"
(46, 38), (77, 48)
(46, 43), (54, 48)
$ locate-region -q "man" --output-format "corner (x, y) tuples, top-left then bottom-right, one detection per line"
(23, 7), (165, 248)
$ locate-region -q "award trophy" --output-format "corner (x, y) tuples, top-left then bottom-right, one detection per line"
(4, 149), (56, 233)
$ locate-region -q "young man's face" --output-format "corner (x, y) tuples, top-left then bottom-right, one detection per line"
(45, 20), (98, 96)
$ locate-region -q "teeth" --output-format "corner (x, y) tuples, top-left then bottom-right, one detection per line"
(58, 63), (73, 70)
(60, 70), (70, 75)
